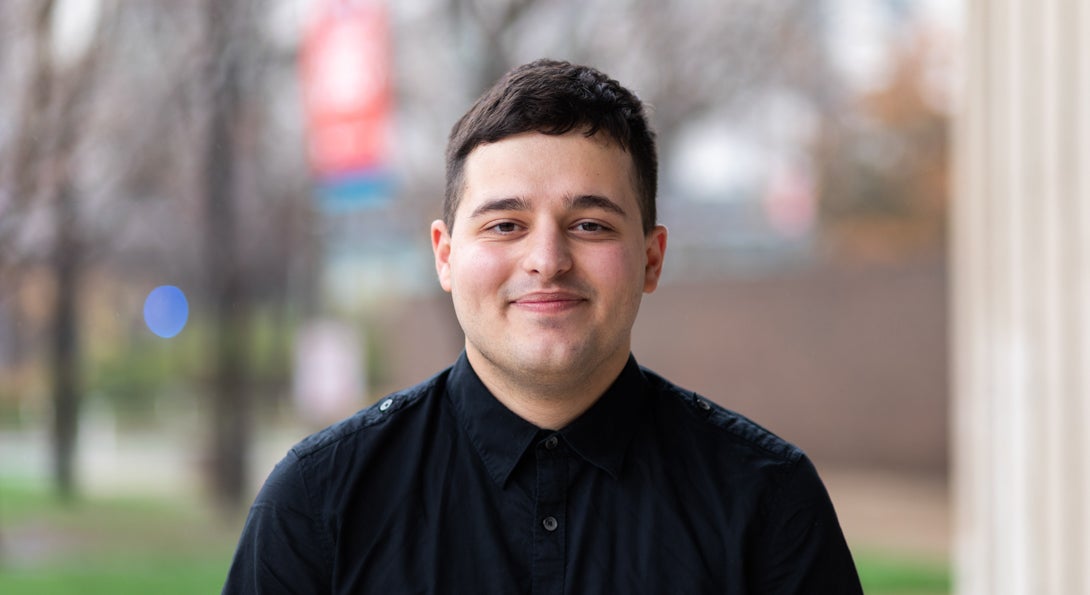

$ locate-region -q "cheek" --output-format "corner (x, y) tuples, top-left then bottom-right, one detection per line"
(450, 246), (509, 296)
(593, 245), (645, 284)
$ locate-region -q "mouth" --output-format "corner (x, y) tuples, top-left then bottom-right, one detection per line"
(510, 291), (587, 313)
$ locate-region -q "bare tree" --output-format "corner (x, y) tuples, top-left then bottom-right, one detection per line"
(0, 0), (313, 510)
(389, 0), (838, 199)
(0, 3), (51, 272)
(0, 0), (118, 500)
(197, 0), (254, 512)
(49, 1), (118, 502)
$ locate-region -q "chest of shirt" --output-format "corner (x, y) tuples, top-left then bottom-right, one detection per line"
(321, 435), (764, 594)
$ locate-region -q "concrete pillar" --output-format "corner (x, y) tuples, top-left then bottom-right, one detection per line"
(953, 0), (1090, 593)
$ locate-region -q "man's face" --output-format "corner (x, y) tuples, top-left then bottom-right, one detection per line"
(431, 131), (667, 388)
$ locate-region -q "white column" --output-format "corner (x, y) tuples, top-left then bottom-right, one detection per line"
(953, 0), (1090, 594)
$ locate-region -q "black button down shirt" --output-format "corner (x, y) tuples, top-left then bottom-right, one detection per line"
(223, 353), (863, 594)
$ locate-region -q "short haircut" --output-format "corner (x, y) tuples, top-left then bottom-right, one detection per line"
(444, 59), (658, 234)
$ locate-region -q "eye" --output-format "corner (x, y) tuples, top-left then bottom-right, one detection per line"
(489, 221), (519, 233)
(574, 221), (610, 233)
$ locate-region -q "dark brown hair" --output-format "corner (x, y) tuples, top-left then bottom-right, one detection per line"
(444, 59), (657, 233)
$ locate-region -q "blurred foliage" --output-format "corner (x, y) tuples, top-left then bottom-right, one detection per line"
(0, 382), (32, 430)
(816, 28), (950, 261)
(86, 337), (198, 425)
(74, 302), (397, 427)
(82, 306), (299, 427)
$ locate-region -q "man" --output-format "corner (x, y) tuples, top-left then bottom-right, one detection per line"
(223, 59), (863, 594)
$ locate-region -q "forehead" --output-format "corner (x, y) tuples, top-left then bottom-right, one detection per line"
(458, 131), (637, 216)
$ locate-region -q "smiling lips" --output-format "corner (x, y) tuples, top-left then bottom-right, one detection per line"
(511, 291), (587, 314)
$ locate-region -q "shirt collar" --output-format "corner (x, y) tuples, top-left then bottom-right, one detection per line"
(558, 355), (648, 480)
(445, 352), (650, 487)
(446, 353), (540, 487)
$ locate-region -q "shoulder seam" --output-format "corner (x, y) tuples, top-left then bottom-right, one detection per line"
(291, 371), (446, 459)
(644, 368), (803, 463)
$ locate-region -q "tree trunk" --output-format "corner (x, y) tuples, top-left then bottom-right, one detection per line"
(203, 0), (251, 513)
(50, 180), (81, 501)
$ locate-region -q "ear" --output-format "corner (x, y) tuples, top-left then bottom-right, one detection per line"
(431, 220), (453, 293)
(642, 225), (668, 293)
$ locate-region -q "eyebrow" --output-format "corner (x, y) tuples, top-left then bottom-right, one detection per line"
(567, 194), (627, 218)
(469, 197), (531, 219)
(467, 194), (628, 219)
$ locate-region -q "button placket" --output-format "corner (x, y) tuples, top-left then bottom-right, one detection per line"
(531, 435), (567, 595)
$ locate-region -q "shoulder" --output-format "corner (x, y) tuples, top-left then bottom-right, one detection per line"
(247, 367), (455, 529)
(639, 366), (805, 468)
(289, 366), (450, 463)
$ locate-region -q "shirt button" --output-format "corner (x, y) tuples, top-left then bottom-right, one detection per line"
(542, 516), (558, 532)
(697, 399), (711, 411)
(544, 435), (559, 450)
(379, 399), (393, 412)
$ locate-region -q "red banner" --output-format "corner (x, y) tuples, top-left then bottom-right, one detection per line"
(301, 0), (391, 178)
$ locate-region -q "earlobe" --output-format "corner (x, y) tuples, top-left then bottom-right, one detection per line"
(643, 225), (668, 293)
(431, 220), (453, 292)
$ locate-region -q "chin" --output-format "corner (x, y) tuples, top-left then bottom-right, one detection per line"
(516, 354), (577, 376)
(513, 343), (594, 376)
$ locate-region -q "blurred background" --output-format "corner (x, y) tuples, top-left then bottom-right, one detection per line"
(0, 0), (957, 592)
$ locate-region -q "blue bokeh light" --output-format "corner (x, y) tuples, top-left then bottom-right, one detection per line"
(144, 285), (189, 338)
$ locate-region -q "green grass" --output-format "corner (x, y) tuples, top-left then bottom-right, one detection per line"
(0, 557), (231, 595)
(0, 478), (241, 594)
(1, 478), (951, 594)
(856, 550), (951, 594)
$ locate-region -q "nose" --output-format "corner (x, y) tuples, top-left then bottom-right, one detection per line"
(521, 226), (572, 279)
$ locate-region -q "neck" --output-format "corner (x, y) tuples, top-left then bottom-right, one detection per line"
(466, 349), (627, 430)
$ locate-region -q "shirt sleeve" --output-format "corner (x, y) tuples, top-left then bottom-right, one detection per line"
(222, 450), (333, 594)
(749, 455), (864, 594)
